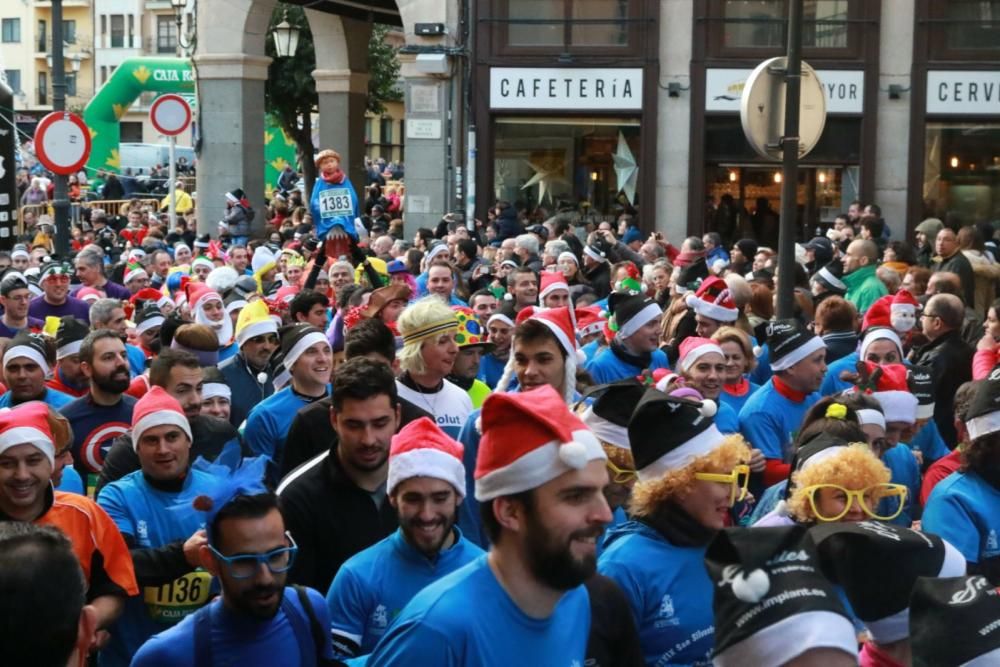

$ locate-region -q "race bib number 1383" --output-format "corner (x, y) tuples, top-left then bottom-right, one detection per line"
(319, 188), (354, 217)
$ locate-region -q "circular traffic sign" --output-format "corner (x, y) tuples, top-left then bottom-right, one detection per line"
(33, 111), (91, 176)
(740, 57), (827, 161)
(150, 94), (192, 136)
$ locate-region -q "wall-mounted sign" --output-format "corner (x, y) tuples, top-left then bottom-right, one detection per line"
(490, 68), (643, 110)
(927, 71), (1000, 114)
(407, 119), (442, 140)
(706, 68), (864, 114)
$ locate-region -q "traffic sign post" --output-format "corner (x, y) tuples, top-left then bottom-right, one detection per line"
(149, 94), (192, 229)
(33, 112), (92, 176)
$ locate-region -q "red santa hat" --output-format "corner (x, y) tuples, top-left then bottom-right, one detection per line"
(861, 294), (893, 332)
(679, 336), (726, 373)
(539, 272), (570, 302)
(185, 282), (223, 313)
(131, 386), (192, 451)
(575, 305), (606, 339)
(474, 385), (606, 501)
(123, 262), (149, 286)
(858, 362), (918, 425)
(0, 402), (56, 466)
(496, 306), (585, 402)
(890, 289), (920, 333)
(388, 417), (466, 498)
(685, 276), (738, 322)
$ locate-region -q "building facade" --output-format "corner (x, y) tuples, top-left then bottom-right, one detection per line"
(463, 0), (1000, 244)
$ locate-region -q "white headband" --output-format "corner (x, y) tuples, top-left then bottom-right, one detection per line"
(3, 345), (50, 375)
(283, 331), (329, 371)
(56, 340), (83, 360)
(202, 383), (232, 402)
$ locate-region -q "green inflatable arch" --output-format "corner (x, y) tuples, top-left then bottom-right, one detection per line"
(83, 57), (297, 193)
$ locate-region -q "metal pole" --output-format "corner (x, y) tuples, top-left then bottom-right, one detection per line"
(168, 136), (177, 228)
(50, 0), (71, 257)
(775, 0), (802, 320)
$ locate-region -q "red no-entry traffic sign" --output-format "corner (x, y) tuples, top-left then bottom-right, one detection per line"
(33, 111), (91, 176)
(150, 94), (192, 137)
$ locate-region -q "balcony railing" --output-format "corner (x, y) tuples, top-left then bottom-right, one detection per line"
(35, 34), (94, 57)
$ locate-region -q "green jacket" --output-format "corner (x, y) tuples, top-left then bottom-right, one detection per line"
(843, 264), (887, 314)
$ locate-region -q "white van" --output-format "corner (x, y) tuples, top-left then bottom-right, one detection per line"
(119, 143), (196, 174)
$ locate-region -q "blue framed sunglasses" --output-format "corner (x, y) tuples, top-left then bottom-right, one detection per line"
(208, 532), (298, 579)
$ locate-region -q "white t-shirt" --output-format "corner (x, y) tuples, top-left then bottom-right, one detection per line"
(396, 379), (473, 439)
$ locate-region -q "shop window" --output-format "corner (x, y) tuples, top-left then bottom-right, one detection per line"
(493, 117), (640, 218)
(927, 0), (1000, 59)
(494, 0), (637, 54)
(923, 122), (1000, 223)
(704, 0), (859, 58)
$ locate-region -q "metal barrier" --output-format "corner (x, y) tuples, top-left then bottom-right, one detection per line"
(16, 199), (163, 236)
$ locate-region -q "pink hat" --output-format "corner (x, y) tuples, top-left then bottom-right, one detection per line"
(685, 276), (738, 322)
(388, 417), (466, 498)
(0, 402), (56, 466)
(131, 386), (192, 450)
(678, 336), (725, 373)
(539, 272), (570, 301)
(474, 386), (605, 502)
(77, 286), (102, 303)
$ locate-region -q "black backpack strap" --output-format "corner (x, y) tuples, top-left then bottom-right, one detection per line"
(294, 584), (341, 667)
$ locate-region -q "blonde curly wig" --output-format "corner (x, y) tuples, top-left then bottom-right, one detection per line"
(786, 443), (892, 522)
(629, 434), (751, 518)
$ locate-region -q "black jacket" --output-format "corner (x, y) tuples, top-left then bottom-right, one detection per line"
(935, 252), (977, 308)
(585, 262), (612, 299)
(279, 396), (432, 481)
(910, 329), (973, 447)
(278, 449), (398, 594)
(95, 415), (244, 495)
(219, 352), (275, 428)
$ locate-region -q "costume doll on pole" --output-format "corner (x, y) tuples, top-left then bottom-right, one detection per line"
(310, 149), (362, 260)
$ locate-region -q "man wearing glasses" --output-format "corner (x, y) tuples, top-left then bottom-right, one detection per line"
(97, 387), (219, 667)
(219, 299), (278, 428)
(28, 260), (92, 323)
(131, 492), (336, 666)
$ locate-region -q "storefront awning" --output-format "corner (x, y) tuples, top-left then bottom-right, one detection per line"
(284, 0), (402, 27)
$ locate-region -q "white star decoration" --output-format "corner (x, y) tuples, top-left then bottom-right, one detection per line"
(613, 132), (638, 204)
(520, 156), (569, 204)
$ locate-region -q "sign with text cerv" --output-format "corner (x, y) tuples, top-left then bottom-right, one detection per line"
(490, 68), (643, 110)
(706, 68), (864, 114)
(927, 71), (1000, 114)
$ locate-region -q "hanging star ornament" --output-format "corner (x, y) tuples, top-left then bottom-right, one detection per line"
(613, 132), (639, 204)
(521, 156), (569, 204)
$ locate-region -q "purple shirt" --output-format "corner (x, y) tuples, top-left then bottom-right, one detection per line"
(29, 296), (92, 324)
(0, 316), (45, 338)
(72, 281), (131, 301)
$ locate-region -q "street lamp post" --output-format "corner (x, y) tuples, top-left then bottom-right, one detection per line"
(50, 0), (70, 257)
(775, 0), (803, 320)
(272, 11), (300, 58)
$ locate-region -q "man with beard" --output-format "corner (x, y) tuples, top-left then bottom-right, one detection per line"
(185, 282), (238, 362)
(90, 298), (147, 377)
(60, 330), (137, 494)
(366, 386), (612, 666)
(96, 388), (219, 667)
(46, 316), (91, 397)
(325, 417), (483, 658)
(131, 492), (336, 666)
(278, 357), (400, 594)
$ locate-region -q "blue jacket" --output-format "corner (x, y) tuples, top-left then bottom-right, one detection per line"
(311, 176), (360, 240)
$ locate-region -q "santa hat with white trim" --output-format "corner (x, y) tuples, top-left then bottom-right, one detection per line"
(858, 325), (903, 362)
(964, 368), (1000, 442)
(131, 386), (192, 451)
(685, 276), (739, 323)
(474, 385), (605, 502)
(627, 386), (723, 483)
(123, 262), (148, 286)
(678, 336), (725, 374)
(854, 362), (918, 425)
(55, 316), (89, 361)
(575, 305), (605, 340)
(3, 332), (51, 376)
(608, 291), (662, 342)
(706, 524), (857, 667)
(388, 417), (466, 498)
(911, 575), (1000, 667)
(810, 521), (965, 647)
(538, 272), (570, 303)
(235, 299), (278, 347)
(766, 319), (826, 372)
(0, 402), (57, 466)
(187, 281), (233, 346)
(907, 364), (935, 421)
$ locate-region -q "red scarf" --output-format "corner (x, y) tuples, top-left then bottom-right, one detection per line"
(772, 375), (807, 403)
(723, 377), (750, 397)
(322, 168), (346, 185)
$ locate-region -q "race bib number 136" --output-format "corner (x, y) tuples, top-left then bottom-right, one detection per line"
(319, 188), (354, 217)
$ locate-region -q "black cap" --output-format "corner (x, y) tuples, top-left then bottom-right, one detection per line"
(0, 271), (29, 297)
(911, 576), (1000, 667)
(627, 387), (721, 481)
(965, 370), (1000, 441)
(580, 379), (646, 449)
(766, 319), (825, 372)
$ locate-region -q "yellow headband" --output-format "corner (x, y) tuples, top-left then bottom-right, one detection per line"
(401, 317), (457, 347)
